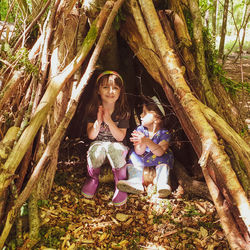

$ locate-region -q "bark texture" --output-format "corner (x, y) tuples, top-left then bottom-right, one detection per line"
(120, 0), (250, 245)
(0, 0), (249, 249)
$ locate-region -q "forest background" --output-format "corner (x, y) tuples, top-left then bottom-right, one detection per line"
(0, 0), (249, 249)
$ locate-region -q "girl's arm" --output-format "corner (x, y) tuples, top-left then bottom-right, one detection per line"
(131, 131), (169, 156)
(87, 106), (103, 140)
(142, 137), (169, 157)
(130, 130), (147, 155)
(134, 142), (147, 155)
(87, 121), (101, 140)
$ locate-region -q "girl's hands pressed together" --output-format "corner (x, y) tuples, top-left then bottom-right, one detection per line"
(130, 130), (146, 145)
(103, 107), (113, 126)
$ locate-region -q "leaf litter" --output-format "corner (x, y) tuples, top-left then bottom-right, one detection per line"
(36, 141), (230, 249)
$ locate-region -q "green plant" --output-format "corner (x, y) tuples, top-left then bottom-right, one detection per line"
(20, 202), (28, 216)
(1, 44), (38, 75)
(183, 204), (201, 217)
(39, 225), (66, 248)
(114, 8), (126, 31)
(37, 199), (50, 208)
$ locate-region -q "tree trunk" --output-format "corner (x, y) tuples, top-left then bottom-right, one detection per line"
(0, 1), (113, 205)
(0, 0), (126, 247)
(212, 0), (217, 43)
(120, 0), (250, 245)
(36, 0), (78, 199)
(218, 0), (229, 59)
(0, 0), (249, 249)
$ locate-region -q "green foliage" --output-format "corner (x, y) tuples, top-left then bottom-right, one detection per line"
(225, 40), (250, 53)
(37, 199), (50, 208)
(198, 220), (221, 230)
(183, 8), (193, 40)
(114, 8), (126, 31)
(220, 74), (250, 95)
(39, 225), (66, 248)
(201, 27), (249, 95)
(199, 0), (213, 17)
(183, 204), (201, 217)
(0, 0), (20, 22)
(1, 44), (38, 75)
(0, 0), (9, 21)
(203, 27), (218, 77)
(240, 125), (249, 137)
(20, 202), (28, 216)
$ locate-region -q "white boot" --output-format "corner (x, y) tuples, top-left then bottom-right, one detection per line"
(117, 164), (144, 194)
(155, 164), (171, 198)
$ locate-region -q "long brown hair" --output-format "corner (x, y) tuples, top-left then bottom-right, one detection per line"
(87, 72), (130, 120)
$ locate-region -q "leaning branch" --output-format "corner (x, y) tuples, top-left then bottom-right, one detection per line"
(138, 0), (250, 238)
(200, 101), (250, 177)
(13, 0), (52, 51)
(0, 1), (126, 246)
(0, 1), (114, 211)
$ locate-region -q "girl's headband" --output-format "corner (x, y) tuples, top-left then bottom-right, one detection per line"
(96, 70), (124, 85)
(151, 96), (165, 116)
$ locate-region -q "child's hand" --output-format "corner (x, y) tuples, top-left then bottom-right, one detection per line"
(102, 108), (112, 125)
(130, 130), (146, 145)
(97, 106), (103, 123)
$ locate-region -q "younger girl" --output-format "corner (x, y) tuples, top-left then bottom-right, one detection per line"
(81, 71), (130, 206)
(117, 96), (174, 198)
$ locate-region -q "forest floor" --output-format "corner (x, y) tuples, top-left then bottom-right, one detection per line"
(31, 55), (249, 250)
(35, 142), (229, 250)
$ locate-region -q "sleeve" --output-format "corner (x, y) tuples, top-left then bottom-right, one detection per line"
(87, 116), (96, 124)
(136, 125), (144, 133)
(118, 118), (130, 128)
(159, 129), (171, 144)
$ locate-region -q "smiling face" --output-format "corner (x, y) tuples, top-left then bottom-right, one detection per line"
(98, 75), (121, 104)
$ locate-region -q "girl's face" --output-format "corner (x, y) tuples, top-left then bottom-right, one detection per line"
(98, 79), (121, 104)
(140, 105), (158, 128)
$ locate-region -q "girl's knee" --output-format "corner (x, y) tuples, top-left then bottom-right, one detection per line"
(87, 144), (107, 168)
(108, 143), (128, 157)
(107, 143), (128, 169)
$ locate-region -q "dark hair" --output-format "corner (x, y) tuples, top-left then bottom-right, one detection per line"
(142, 96), (166, 128)
(143, 97), (164, 118)
(87, 73), (130, 120)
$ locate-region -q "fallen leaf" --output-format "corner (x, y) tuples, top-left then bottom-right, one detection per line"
(82, 198), (95, 206)
(99, 232), (107, 241)
(116, 213), (130, 222)
(124, 217), (133, 226)
(199, 226), (208, 238)
(81, 239), (95, 244)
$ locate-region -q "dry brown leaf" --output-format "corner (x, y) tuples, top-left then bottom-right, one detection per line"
(115, 213), (130, 222)
(81, 239), (95, 244)
(124, 217), (133, 226)
(110, 216), (121, 225)
(99, 232), (107, 242)
(82, 198), (95, 205)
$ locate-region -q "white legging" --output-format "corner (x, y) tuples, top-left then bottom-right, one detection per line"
(87, 141), (128, 169)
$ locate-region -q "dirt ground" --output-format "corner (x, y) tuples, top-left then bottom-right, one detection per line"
(29, 55), (249, 249)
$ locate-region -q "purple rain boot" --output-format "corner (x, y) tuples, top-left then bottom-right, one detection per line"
(81, 165), (100, 198)
(112, 165), (128, 206)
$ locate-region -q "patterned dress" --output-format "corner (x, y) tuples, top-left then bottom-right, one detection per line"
(128, 125), (174, 168)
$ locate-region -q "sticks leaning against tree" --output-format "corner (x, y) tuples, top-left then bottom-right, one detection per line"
(0, 0), (126, 247)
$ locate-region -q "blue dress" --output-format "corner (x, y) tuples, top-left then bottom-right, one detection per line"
(128, 125), (174, 168)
